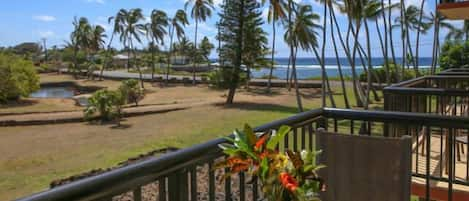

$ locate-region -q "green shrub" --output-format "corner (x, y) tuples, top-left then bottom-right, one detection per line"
(440, 40), (469, 70)
(118, 79), (144, 106)
(84, 89), (125, 122)
(0, 53), (40, 103)
(208, 67), (247, 89)
(359, 63), (416, 83)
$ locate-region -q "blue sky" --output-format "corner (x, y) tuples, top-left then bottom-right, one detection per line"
(0, 0), (464, 58)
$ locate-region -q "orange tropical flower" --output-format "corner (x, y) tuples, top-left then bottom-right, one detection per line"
(279, 172), (299, 192)
(255, 135), (269, 150)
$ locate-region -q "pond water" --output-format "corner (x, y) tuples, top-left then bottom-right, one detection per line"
(30, 87), (77, 98)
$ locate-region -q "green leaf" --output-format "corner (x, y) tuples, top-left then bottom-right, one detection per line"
(244, 124), (257, 146)
(266, 125), (291, 150)
(260, 157), (269, 180)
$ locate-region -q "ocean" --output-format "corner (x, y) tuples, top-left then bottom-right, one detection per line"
(213, 57), (434, 80)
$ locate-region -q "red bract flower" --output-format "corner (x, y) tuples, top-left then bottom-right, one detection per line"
(279, 172), (299, 192)
(255, 135), (269, 150)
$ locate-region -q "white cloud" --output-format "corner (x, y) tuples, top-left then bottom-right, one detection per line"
(86, 0), (105, 4)
(38, 31), (55, 38)
(33, 15), (56, 22)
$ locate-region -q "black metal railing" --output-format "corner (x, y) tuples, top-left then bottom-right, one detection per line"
(384, 75), (469, 116)
(16, 108), (469, 201)
(439, 68), (469, 76)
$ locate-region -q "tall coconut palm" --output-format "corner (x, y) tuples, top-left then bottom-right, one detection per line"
(146, 9), (168, 80)
(71, 17), (92, 79)
(262, 0), (287, 93)
(336, 0), (367, 107)
(100, 12), (125, 80)
(285, 4), (321, 112)
(185, 0), (214, 85)
(88, 25), (107, 80)
(167, 10), (189, 83)
(118, 8), (146, 88)
(445, 20), (469, 41)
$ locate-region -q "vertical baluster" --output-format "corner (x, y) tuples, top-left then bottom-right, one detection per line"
(416, 125), (419, 174)
(252, 177), (258, 201)
(190, 166), (197, 201)
(225, 165), (232, 201)
(425, 126), (431, 201)
(334, 118), (338, 132)
(440, 128), (444, 177)
(239, 172), (246, 201)
(133, 187), (142, 201)
(351, 120), (355, 135)
(308, 124), (313, 151)
(284, 127), (289, 150)
(466, 129), (469, 182)
(448, 129), (454, 201)
(301, 126), (306, 150)
(209, 162), (215, 201)
(158, 178), (166, 201)
(293, 127), (298, 151)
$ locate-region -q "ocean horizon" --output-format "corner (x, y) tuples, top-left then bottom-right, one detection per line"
(212, 57), (435, 80)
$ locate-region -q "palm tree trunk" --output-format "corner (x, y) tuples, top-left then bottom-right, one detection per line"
(331, 8), (363, 107)
(130, 39), (144, 89)
(73, 46), (79, 79)
(431, 15), (440, 75)
(267, 20), (276, 93)
(151, 43), (156, 81)
(329, 7), (350, 109)
(400, 0), (407, 80)
(415, 0), (425, 76)
(193, 19), (199, 85)
(381, 0), (390, 85)
(100, 34), (114, 81)
(364, 19), (374, 110)
(351, 21), (366, 107)
(167, 26), (175, 84)
(321, 1), (327, 108)
(292, 45), (303, 112)
(286, 56), (291, 91)
(389, 0), (399, 81)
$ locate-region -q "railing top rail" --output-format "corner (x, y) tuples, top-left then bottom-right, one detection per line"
(323, 108), (469, 129)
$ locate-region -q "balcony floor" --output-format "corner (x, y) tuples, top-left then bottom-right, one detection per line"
(412, 134), (469, 200)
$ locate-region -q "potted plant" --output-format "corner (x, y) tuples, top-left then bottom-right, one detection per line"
(217, 124), (326, 201)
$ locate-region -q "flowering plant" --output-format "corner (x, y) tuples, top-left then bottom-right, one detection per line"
(217, 124), (325, 201)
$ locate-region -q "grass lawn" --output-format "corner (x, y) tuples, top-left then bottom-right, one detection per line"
(0, 74), (383, 200)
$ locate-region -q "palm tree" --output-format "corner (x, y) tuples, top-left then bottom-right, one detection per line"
(100, 12), (125, 80)
(185, 0), (214, 85)
(70, 17), (92, 79)
(167, 10), (189, 83)
(146, 9), (168, 81)
(262, 0), (287, 93)
(88, 25), (107, 80)
(445, 20), (469, 41)
(285, 4), (321, 112)
(118, 8), (146, 88)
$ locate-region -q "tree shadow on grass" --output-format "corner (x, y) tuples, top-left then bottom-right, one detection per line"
(213, 101), (300, 114)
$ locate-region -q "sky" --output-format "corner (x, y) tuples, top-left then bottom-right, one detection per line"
(0, 0), (465, 59)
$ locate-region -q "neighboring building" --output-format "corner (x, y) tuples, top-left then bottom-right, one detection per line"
(112, 54), (130, 68)
(171, 55), (189, 65)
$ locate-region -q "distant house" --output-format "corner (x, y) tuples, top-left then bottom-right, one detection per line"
(171, 55), (189, 65)
(112, 54), (130, 68)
